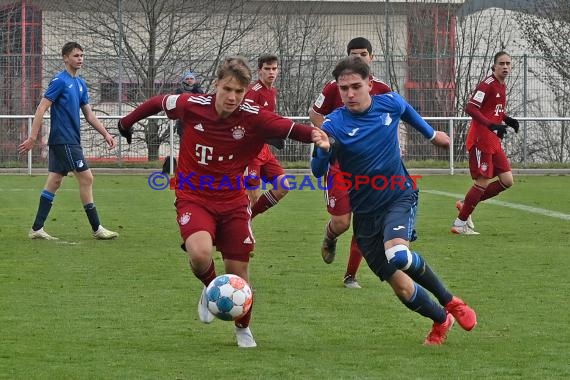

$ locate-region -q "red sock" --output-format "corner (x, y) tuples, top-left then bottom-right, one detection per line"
(191, 260), (216, 287)
(325, 220), (340, 241)
(345, 235), (363, 277)
(251, 190), (279, 218)
(480, 180), (508, 201)
(235, 296), (253, 328)
(459, 184), (486, 221)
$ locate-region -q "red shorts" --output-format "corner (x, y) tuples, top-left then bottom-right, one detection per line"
(245, 145), (285, 187)
(176, 198), (255, 262)
(325, 163), (352, 216)
(468, 147), (511, 179)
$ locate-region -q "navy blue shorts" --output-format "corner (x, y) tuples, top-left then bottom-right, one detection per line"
(353, 191), (418, 281)
(48, 144), (90, 175)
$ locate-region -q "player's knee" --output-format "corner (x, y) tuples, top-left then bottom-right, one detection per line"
(385, 244), (422, 272)
(331, 215), (350, 233)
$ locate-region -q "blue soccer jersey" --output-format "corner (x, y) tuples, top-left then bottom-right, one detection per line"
(44, 70), (89, 145)
(311, 92), (436, 215)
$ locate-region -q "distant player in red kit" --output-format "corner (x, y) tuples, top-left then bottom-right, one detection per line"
(118, 56), (326, 348)
(309, 37), (391, 289)
(244, 54), (290, 218)
(452, 51), (520, 235)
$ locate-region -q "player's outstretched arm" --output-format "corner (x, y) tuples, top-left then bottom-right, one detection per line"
(118, 95), (165, 144)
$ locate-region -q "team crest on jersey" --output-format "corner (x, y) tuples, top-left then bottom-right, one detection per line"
(328, 196), (336, 208)
(179, 212), (191, 225)
(231, 126), (246, 140)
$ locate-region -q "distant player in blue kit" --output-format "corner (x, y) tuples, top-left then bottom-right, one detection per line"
(18, 42), (118, 241)
(311, 56), (477, 345)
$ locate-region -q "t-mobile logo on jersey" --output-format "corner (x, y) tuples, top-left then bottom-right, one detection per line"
(195, 144), (235, 165)
(494, 103), (504, 117)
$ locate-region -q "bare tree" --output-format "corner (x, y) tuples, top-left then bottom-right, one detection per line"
(45, 0), (260, 161)
(510, 1), (570, 163)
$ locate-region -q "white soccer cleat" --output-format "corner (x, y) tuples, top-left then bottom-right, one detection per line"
(455, 200), (475, 229)
(92, 226), (119, 240)
(343, 275), (362, 289)
(235, 326), (257, 348)
(28, 228), (58, 240)
(197, 286), (215, 324)
(450, 222), (480, 235)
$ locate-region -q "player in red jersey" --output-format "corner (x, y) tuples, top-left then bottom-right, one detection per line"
(118, 56), (326, 348)
(309, 37), (391, 289)
(452, 51), (519, 235)
(244, 54), (290, 218)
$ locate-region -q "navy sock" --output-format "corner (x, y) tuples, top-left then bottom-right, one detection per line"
(402, 284), (446, 323)
(84, 203), (101, 232)
(405, 252), (453, 306)
(32, 190), (55, 231)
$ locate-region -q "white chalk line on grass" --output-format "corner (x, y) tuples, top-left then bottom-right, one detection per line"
(423, 189), (570, 221)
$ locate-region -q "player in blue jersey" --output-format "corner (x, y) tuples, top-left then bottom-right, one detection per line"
(18, 42), (118, 241)
(311, 56), (477, 345)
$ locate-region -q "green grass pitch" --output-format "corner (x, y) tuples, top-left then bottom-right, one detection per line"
(1, 173), (569, 379)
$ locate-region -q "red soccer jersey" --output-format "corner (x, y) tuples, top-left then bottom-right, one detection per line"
(161, 93), (312, 203)
(465, 74), (507, 153)
(312, 76), (391, 116)
(244, 80), (277, 112)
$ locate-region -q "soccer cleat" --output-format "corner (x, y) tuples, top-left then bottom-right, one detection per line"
(28, 228), (58, 240)
(455, 200), (475, 229)
(321, 237), (337, 264)
(92, 226), (119, 240)
(424, 312), (455, 346)
(450, 223), (480, 235)
(235, 326), (257, 348)
(343, 275), (362, 289)
(197, 286), (215, 324)
(445, 296), (477, 331)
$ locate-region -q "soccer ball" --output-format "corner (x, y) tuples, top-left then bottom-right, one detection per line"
(205, 274), (253, 321)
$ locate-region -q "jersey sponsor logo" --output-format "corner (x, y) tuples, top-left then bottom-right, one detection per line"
(231, 126), (246, 140)
(473, 90), (485, 103)
(179, 212), (191, 225)
(347, 128), (359, 136)
(480, 162), (489, 173)
(314, 93), (325, 108)
(494, 104), (504, 116)
(165, 95), (180, 110)
(194, 123), (204, 131)
(240, 102), (260, 114)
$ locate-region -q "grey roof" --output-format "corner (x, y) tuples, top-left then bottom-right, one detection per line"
(457, 0), (558, 17)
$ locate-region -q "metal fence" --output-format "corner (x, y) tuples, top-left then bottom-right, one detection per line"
(2, 114), (569, 175)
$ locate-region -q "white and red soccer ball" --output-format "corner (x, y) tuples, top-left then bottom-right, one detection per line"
(205, 274), (253, 321)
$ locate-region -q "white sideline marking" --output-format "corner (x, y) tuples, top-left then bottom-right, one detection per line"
(423, 189), (570, 221)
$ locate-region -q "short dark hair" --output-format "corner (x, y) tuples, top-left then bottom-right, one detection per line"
(332, 56), (370, 81)
(257, 54), (278, 69)
(493, 51), (510, 64)
(62, 42), (83, 57)
(346, 37), (372, 56)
